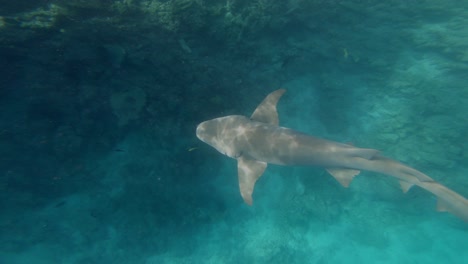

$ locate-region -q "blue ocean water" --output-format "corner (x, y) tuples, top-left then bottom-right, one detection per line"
(1, 1), (468, 263)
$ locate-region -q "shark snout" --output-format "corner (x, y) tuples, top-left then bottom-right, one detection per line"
(196, 123), (205, 140)
(196, 121), (211, 142)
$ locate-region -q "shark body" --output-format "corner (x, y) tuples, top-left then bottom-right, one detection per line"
(196, 89), (468, 222)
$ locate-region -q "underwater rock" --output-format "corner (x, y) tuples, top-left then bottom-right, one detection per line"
(15, 4), (64, 29)
(103, 44), (127, 69)
(110, 88), (147, 127)
(52, 125), (83, 159)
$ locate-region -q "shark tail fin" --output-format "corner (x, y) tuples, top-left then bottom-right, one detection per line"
(436, 198), (450, 212)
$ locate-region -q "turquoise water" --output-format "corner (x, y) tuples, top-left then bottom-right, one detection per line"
(1, 1), (468, 263)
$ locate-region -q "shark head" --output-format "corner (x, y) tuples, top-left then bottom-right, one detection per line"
(196, 89), (286, 205)
(196, 115), (250, 159)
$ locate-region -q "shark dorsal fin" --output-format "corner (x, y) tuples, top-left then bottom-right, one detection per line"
(237, 156), (267, 205)
(250, 89), (286, 125)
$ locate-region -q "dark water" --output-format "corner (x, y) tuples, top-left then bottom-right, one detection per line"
(1, 1), (467, 263)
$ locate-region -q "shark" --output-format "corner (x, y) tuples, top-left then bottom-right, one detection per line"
(196, 89), (468, 222)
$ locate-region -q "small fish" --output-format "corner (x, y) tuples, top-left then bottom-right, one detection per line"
(188, 147), (198, 152)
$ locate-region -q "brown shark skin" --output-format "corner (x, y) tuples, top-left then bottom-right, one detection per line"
(196, 90), (468, 222)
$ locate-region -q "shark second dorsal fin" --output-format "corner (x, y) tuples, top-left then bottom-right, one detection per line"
(250, 89), (286, 125)
(237, 156), (267, 205)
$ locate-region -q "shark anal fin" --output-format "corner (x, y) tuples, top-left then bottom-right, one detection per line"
(326, 168), (360, 188)
(250, 89), (286, 125)
(399, 181), (414, 193)
(237, 156), (267, 205)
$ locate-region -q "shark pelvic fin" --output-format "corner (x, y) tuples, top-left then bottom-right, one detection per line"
(237, 156), (267, 205)
(326, 168), (360, 188)
(250, 89), (286, 125)
(399, 181), (414, 193)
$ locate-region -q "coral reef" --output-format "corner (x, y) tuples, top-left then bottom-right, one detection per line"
(1, 1), (468, 263)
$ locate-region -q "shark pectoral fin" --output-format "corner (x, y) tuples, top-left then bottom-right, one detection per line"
(326, 168), (360, 188)
(237, 156), (267, 205)
(250, 89), (286, 125)
(399, 181), (414, 193)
